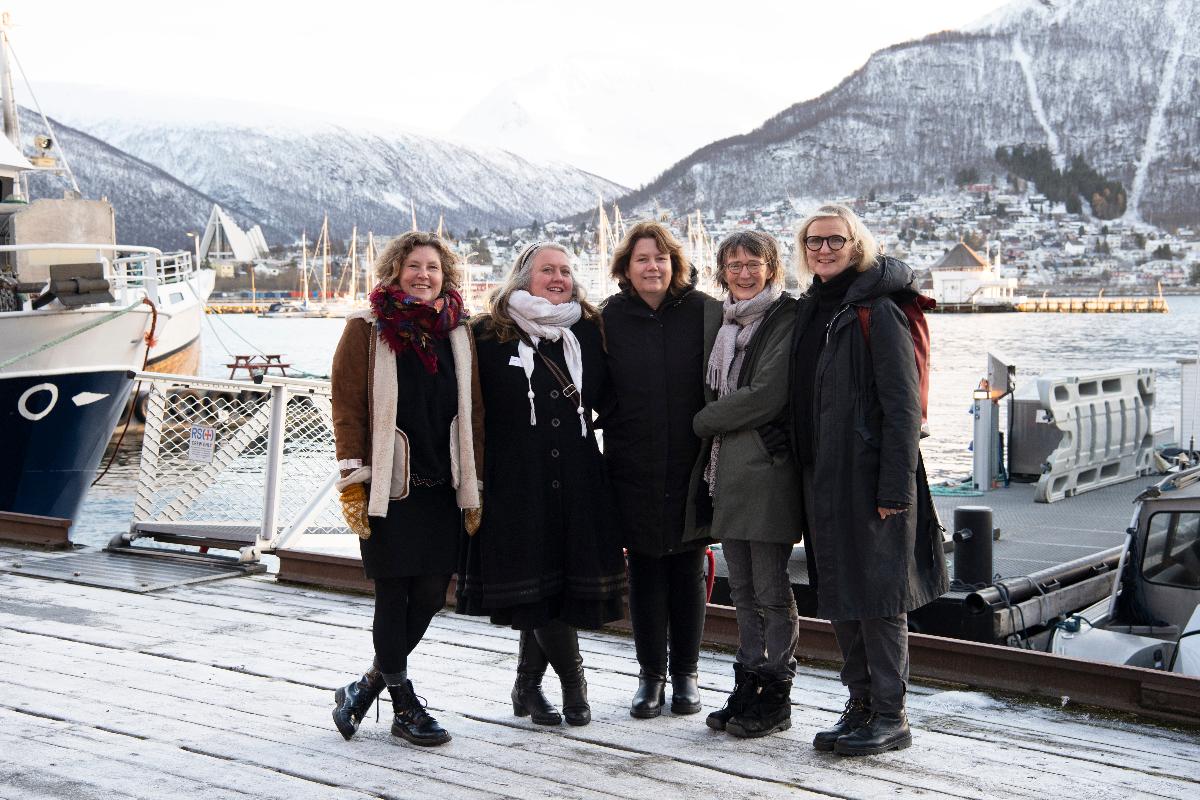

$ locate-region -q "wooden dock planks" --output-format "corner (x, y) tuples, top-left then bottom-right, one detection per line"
(1, 547), (1198, 799)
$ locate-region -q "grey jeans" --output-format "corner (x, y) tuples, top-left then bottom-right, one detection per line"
(722, 539), (799, 680)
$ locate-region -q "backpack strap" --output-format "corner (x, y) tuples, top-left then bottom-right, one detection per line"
(855, 305), (872, 348)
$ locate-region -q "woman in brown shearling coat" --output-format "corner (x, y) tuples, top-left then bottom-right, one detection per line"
(329, 231), (482, 748)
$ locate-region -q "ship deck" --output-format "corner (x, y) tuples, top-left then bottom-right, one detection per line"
(1, 542), (1198, 799)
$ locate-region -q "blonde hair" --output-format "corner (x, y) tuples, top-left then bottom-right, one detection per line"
(479, 241), (601, 343)
(715, 230), (786, 293)
(794, 203), (880, 288)
(610, 221), (691, 295)
(374, 231), (462, 291)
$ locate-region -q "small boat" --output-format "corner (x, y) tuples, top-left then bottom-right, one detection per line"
(1050, 466), (1200, 675)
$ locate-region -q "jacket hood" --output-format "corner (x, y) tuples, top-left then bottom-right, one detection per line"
(844, 256), (917, 305)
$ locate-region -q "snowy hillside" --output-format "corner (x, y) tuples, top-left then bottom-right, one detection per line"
(66, 118), (627, 244)
(621, 0), (1200, 226)
(20, 108), (221, 251)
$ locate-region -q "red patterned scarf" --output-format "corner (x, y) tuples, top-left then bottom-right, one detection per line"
(369, 284), (466, 374)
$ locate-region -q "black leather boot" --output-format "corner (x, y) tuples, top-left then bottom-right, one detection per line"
(834, 711), (911, 756)
(705, 663), (759, 731)
(670, 672), (702, 715)
(630, 671), (667, 719)
(537, 621), (590, 726)
(389, 679), (451, 746)
(512, 631), (562, 725)
(726, 677), (792, 739)
(813, 697), (871, 751)
(332, 662), (385, 740)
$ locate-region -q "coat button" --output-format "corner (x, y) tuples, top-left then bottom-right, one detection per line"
(551, 448), (560, 458)
(551, 480), (561, 489)
(551, 418), (560, 428)
(550, 390), (560, 399)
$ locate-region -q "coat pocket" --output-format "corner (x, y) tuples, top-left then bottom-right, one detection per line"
(391, 427), (411, 500)
(449, 416), (460, 490)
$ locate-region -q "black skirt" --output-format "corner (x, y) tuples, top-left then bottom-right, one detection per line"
(361, 484), (461, 579)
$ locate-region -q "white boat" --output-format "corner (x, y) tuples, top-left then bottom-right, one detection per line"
(1049, 467), (1200, 676)
(0, 12), (213, 522)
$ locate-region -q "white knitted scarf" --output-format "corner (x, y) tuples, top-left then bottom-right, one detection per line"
(507, 289), (587, 436)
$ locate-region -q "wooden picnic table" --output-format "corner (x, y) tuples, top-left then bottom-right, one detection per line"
(226, 354), (291, 379)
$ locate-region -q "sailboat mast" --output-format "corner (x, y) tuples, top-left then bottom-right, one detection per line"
(410, 200), (418, 232)
(321, 214), (330, 304)
(365, 232), (376, 297)
(348, 225), (358, 301)
(300, 231), (309, 307)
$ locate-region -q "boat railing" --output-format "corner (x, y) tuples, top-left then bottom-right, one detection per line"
(0, 242), (195, 306)
(121, 370), (344, 562)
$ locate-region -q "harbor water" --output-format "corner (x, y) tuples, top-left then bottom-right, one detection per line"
(71, 297), (1200, 549)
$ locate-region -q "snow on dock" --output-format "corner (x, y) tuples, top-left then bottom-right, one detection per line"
(1, 543), (1198, 800)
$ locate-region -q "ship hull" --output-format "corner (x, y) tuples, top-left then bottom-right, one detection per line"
(0, 368), (134, 522)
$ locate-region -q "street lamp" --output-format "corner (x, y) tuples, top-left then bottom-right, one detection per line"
(185, 231), (201, 270)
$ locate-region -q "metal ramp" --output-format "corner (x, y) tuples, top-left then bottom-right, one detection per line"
(1, 548), (264, 593)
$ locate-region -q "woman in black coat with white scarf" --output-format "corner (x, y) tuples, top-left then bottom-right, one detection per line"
(457, 241), (626, 728)
(789, 203), (948, 756)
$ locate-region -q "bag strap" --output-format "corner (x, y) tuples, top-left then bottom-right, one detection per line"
(535, 348), (581, 404)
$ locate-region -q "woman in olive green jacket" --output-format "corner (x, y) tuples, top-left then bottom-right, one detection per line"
(686, 230), (801, 741)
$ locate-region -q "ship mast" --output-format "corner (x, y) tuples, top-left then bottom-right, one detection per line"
(347, 224), (358, 301)
(365, 232), (376, 297)
(0, 12), (23, 200)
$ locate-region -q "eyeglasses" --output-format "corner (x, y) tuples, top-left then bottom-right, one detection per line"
(723, 261), (765, 275)
(804, 235), (849, 252)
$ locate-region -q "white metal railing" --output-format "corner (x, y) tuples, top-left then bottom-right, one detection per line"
(124, 370), (344, 562)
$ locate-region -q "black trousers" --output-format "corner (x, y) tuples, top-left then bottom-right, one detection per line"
(372, 574), (451, 683)
(627, 549), (707, 676)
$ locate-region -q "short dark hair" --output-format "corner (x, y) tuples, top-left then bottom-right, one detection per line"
(610, 221), (691, 295)
(715, 230), (783, 291)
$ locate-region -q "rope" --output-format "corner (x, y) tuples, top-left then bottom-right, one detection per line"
(0, 299), (145, 370)
(92, 298), (159, 486)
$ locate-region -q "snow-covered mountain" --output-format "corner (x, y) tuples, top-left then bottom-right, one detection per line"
(20, 108), (222, 251)
(62, 117), (627, 245)
(621, 0), (1200, 227)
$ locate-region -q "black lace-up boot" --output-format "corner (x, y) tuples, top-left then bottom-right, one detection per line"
(834, 711), (911, 756)
(705, 663), (759, 731)
(389, 679), (451, 746)
(332, 662), (385, 740)
(813, 696), (872, 751)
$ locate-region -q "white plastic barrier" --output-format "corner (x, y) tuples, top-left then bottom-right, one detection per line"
(1034, 367), (1155, 503)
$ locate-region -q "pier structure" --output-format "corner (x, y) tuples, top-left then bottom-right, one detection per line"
(1014, 295), (1169, 313)
(2, 542), (1199, 798)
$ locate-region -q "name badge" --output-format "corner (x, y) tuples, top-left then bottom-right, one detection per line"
(509, 356), (523, 367)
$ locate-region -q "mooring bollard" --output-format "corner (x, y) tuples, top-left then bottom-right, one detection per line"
(953, 505), (994, 587)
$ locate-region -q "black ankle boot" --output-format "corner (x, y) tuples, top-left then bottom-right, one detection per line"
(813, 697), (871, 751)
(332, 663), (385, 740)
(630, 671), (666, 719)
(535, 621), (590, 726)
(726, 677), (792, 739)
(389, 680), (451, 746)
(834, 711), (911, 756)
(706, 663), (758, 731)
(670, 672), (702, 715)
(512, 631), (562, 725)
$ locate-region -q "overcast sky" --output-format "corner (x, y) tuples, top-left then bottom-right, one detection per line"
(3, 0), (1016, 185)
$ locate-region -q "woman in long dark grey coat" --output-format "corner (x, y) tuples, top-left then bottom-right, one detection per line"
(599, 221), (719, 718)
(788, 203), (948, 756)
(685, 230), (801, 740)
